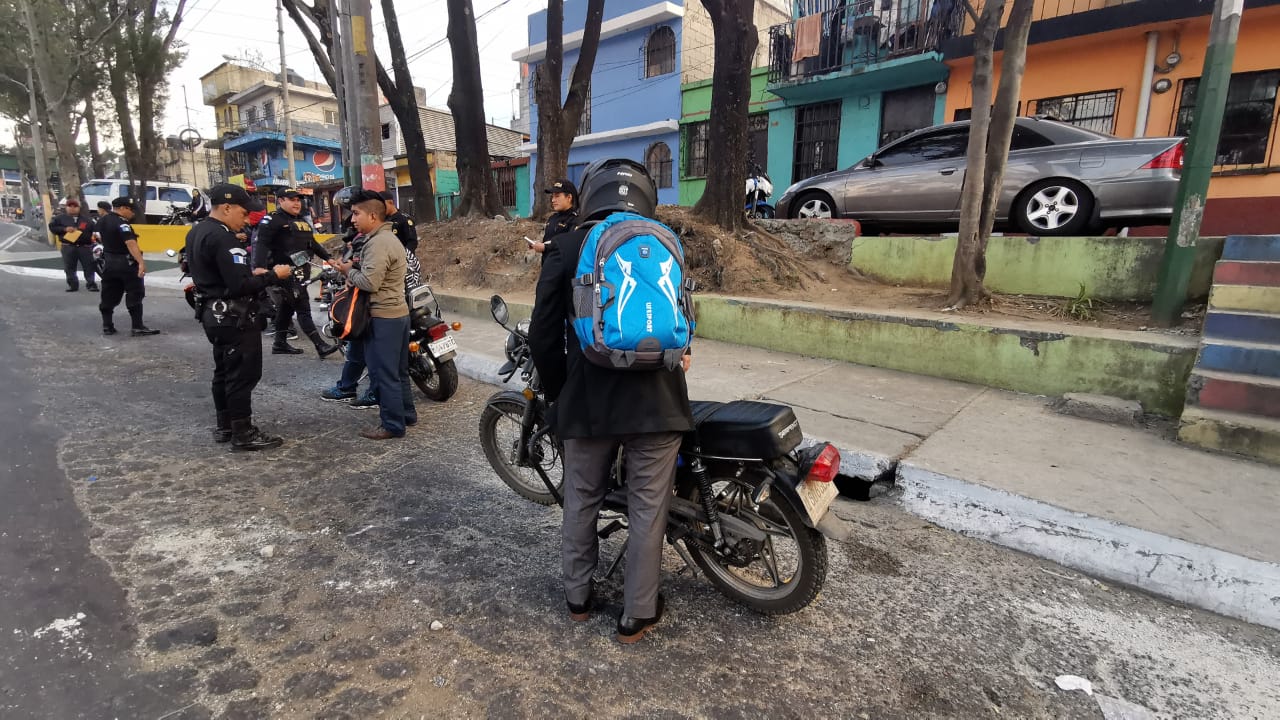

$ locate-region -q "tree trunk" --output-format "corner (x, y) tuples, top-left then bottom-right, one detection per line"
(978, 0), (1035, 251)
(378, 0), (435, 222)
(20, 0), (83, 204)
(445, 0), (507, 218)
(945, 0), (1005, 309)
(531, 0), (604, 219)
(84, 97), (107, 179)
(691, 0), (757, 231)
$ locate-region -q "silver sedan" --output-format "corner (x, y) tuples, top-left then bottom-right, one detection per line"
(775, 117), (1184, 236)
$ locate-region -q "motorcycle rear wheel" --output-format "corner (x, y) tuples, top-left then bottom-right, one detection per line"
(409, 354), (458, 401)
(681, 477), (827, 615)
(478, 396), (562, 506)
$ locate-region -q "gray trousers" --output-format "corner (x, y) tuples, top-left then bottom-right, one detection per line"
(562, 432), (682, 619)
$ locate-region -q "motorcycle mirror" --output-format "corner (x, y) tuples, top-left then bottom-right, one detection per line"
(165, 249), (177, 257)
(490, 295), (509, 326)
(289, 250), (310, 267)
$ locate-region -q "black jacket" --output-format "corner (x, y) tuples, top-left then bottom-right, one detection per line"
(188, 218), (278, 300)
(388, 211), (418, 253)
(542, 209), (577, 246)
(95, 212), (137, 255)
(252, 209), (331, 278)
(50, 212), (95, 246)
(529, 224), (693, 440)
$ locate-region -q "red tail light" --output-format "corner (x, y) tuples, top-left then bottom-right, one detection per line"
(427, 323), (448, 341)
(1141, 142), (1184, 170)
(804, 444), (841, 483)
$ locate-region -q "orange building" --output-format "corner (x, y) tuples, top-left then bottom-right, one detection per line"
(941, 0), (1280, 235)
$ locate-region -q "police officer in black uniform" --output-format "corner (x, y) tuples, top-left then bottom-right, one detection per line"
(381, 190), (418, 252)
(253, 188), (340, 357)
(533, 179), (578, 255)
(97, 197), (160, 336)
(187, 184), (294, 451)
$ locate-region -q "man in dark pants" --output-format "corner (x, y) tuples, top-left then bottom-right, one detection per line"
(528, 159), (694, 644)
(253, 188), (340, 358)
(381, 190), (418, 252)
(96, 197), (159, 336)
(187, 184), (294, 451)
(50, 198), (98, 291)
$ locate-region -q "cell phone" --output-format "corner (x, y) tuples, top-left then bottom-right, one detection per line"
(523, 236), (535, 246)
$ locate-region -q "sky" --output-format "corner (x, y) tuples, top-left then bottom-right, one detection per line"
(4, 0), (541, 150)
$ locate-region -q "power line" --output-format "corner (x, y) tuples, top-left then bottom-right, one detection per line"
(403, 0), (514, 63)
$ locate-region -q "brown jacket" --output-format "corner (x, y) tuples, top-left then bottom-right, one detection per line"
(348, 222), (408, 319)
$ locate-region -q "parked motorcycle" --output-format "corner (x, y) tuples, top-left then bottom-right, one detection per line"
(159, 203), (194, 226)
(405, 283), (460, 402)
(745, 165), (775, 219)
(477, 295), (843, 615)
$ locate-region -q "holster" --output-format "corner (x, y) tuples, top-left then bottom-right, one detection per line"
(202, 298), (256, 331)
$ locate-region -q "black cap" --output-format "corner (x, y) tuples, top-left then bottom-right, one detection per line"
(379, 190), (396, 202)
(545, 179), (577, 196)
(97, 201), (111, 210)
(111, 196), (138, 210)
(208, 183), (266, 212)
(278, 188), (303, 199)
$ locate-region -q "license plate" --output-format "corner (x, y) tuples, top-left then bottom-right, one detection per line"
(427, 335), (457, 360)
(796, 477), (839, 526)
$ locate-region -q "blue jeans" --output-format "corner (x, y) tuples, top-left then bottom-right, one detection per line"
(337, 340), (366, 393)
(363, 315), (415, 435)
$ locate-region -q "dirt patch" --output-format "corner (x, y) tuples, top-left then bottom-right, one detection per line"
(416, 210), (1202, 333)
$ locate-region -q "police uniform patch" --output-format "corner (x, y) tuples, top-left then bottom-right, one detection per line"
(120, 223), (133, 233)
(230, 247), (248, 265)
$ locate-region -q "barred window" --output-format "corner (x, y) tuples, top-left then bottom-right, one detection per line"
(1176, 70), (1280, 168)
(793, 100), (841, 182)
(1031, 90), (1120, 134)
(645, 26), (676, 78)
(684, 121), (709, 178)
(646, 142), (673, 189)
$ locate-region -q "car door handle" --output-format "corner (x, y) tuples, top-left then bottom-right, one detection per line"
(939, 168), (957, 176)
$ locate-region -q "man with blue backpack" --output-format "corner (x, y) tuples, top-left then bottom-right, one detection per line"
(529, 158), (696, 644)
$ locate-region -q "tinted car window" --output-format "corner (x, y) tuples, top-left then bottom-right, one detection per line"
(159, 188), (192, 203)
(82, 182), (115, 196)
(877, 129), (969, 165)
(1011, 126), (1054, 150)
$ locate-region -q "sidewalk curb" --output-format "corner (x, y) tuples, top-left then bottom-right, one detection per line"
(895, 462), (1280, 631)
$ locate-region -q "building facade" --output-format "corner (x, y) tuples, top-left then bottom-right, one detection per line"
(515, 0), (687, 207)
(941, 0), (1280, 235)
(761, 0), (958, 208)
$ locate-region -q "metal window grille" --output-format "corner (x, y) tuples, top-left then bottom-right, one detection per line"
(494, 165), (517, 207)
(1031, 90), (1120, 134)
(748, 113), (770, 169)
(645, 26), (676, 78)
(793, 101), (841, 183)
(577, 78), (592, 137)
(684, 122), (709, 178)
(1175, 70), (1280, 169)
(263, 101), (275, 123)
(646, 142), (673, 189)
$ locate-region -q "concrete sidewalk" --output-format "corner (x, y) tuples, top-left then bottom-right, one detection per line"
(438, 291), (1280, 632)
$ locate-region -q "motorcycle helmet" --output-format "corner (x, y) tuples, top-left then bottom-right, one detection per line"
(576, 158), (657, 223)
(333, 185), (358, 207)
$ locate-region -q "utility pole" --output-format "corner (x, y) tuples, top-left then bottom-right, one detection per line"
(25, 66), (53, 243)
(277, 0), (297, 185)
(329, 0), (354, 187)
(1152, 0), (1243, 326)
(339, 0), (364, 188)
(349, 0), (384, 191)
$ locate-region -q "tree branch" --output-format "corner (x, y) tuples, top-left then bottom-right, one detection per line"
(280, 0), (336, 90)
(163, 0), (188, 49)
(961, 0), (979, 25)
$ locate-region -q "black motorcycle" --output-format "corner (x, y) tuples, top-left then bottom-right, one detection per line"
(159, 203), (194, 226)
(405, 283), (460, 402)
(477, 295), (843, 615)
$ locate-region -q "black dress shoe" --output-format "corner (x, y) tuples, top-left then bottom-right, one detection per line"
(272, 342), (304, 355)
(66, 287), (78, 292)
(86, 284), (99, 292)
(102, 326), (118, 336)
(131, 326), (160, 336)
(616, 594), (664, 644)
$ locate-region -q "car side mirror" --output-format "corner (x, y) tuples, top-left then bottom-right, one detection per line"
(864, 156), (883, 169)
(490, 294), (510, 327)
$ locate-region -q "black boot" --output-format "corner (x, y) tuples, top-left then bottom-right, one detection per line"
(213, 412), (232, 443)
(272, 337), (304, 355)
(306, 330), (341, 358)
(230, 418), (283, 451)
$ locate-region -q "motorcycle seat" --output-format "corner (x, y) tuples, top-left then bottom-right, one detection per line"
(687, 400), (802, 459)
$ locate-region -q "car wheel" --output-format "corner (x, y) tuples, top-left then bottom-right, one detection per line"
(1015, 179), (1095, 236)
(792, 192), (835, 220)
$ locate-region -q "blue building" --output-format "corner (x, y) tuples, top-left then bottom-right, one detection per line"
(515, 0), (686, 206)
(763, 0), (959, 209)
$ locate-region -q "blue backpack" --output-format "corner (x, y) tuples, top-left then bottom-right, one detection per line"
(571, 212), (695, 371)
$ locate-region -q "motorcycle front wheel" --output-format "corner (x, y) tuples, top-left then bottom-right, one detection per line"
(409, 353), (458, 401)
(681, 476), (827, 615)
(478, 395), (562, 506)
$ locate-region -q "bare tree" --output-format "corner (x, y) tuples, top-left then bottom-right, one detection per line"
(691, 0), (758, 231)
(445, 0), (507, 218)
(280, 0), (436, 222)
(946, 0), (1035, 309)
(531, 0), (604, 218)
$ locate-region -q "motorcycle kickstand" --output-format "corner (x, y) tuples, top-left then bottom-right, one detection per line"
(603, 537), (628, 581)
(670, 538), (701, 579)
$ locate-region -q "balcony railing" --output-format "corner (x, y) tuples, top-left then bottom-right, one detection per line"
(955, 0), (1143, 34)
(768, 0), (963, 84)
(230, 117), (342, 143)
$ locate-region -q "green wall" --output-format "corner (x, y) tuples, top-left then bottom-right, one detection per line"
(515, 165), (531, 217)
(679, 67), (781, 207)
(849, 235), (1226, 301)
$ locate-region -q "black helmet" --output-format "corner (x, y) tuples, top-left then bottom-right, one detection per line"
(333, 185), (358, 207)
(577, 158), (657, 223)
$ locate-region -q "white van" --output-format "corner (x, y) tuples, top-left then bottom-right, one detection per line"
(80, 179), (199, 223)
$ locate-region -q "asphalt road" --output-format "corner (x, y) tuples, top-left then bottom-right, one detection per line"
(0, 267), (1277, 720)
